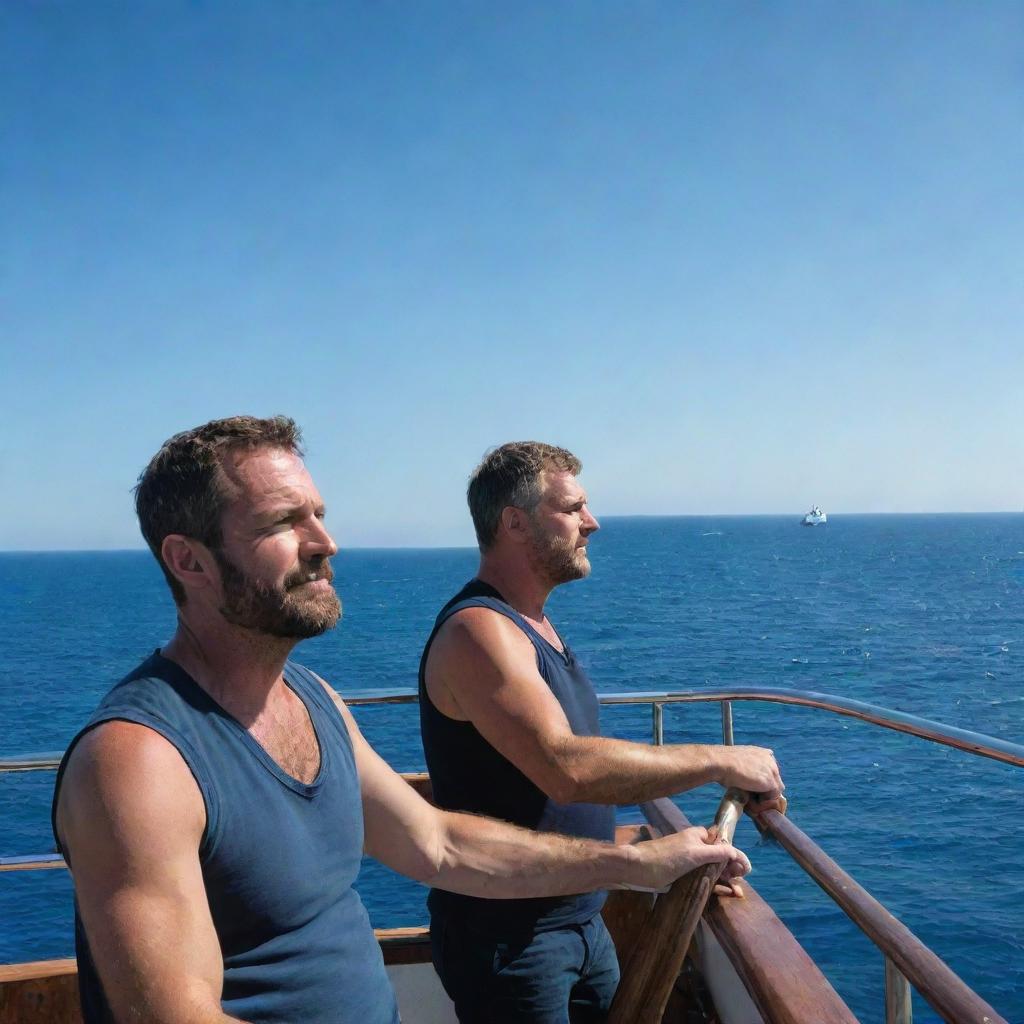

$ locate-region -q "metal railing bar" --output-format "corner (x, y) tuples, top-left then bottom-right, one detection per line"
(6, 686), (1021, 772)
(757, 807), (1006, 1024)
(0, 751), (64, 772)
(342, 686), (1024, 768)
(595, 688), (1024, 769)
(721, 700), (734, 745)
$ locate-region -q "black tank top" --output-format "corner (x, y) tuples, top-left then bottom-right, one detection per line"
(419, 579), (615, 931)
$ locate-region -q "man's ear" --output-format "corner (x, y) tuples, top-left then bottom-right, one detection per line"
(161, 535), (217, 595)
(500, 506), (529, 544)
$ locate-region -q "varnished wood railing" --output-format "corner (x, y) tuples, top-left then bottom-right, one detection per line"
(623, 797), (859, 1024)
(610, 789), (752, 1024)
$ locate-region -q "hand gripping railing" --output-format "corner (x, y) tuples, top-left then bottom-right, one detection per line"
(3, 686), (1020, 1022)
(609, 787), (750, 1024)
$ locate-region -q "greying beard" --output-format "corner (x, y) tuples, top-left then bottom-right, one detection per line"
(215, 551), (342, 639)
(527, 525), (590, 587)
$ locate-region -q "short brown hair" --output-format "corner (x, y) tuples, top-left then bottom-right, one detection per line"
(134, 415), (304, 604)
(468, 441), (582, 550)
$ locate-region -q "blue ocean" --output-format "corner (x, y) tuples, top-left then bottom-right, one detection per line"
(2, 515), (1022, 1023)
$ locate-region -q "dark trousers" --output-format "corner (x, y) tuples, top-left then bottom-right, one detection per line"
(430, 912), (620, 1024)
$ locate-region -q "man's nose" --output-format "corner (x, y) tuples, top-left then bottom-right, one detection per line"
(581, 507), (600, 533)
(304, 517), (339, 558)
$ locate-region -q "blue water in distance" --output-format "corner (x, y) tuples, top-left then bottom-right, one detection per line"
(1, 515), (1022, 1023)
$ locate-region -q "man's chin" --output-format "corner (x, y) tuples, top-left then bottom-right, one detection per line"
(259, 611), (341, 640)
(287, 594), (342, 636)
(234, 595), (342, 640)
(550, 560), (590, 586)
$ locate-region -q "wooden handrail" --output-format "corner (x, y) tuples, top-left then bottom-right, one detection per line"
(0, 855), (65, 873)
(641, 797), (858, 1024)
(0, 959), (77, 985)
(757, 808), (1007, 1024)
(706, 882), (858, 1024)
(610, 789), (749, 1024)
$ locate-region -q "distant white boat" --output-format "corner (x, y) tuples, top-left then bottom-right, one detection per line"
(801, 505), (827, 526)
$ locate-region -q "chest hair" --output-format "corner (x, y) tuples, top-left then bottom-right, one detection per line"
(248, 688), (322, 785)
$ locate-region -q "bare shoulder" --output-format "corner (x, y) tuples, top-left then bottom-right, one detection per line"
(432, 605), (534, 665)
(425, 608), (537, 721)
(61, 719), (200, 795)
(57, 720), (204, 856)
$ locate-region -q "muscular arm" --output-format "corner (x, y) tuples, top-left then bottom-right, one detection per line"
(425, 609), (784, 806)
(322, 685), (749, 897)
(55, 722), (245, 1024)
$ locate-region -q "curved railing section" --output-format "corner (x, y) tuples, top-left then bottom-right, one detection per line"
(4, 685), (1023, 771)
(595, 686), (1024, 768)
(337, 684), (1024, 768)
(2, 686), (1018, 1023)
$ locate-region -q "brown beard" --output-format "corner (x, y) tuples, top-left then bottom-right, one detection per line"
(214, 550), (342, 639)
(526, 519), (591, 586)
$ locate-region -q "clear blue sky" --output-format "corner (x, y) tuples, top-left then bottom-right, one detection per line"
(3, 3), (1022, 550)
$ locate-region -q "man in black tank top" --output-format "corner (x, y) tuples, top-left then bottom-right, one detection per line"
(421, 442), (784, 1023)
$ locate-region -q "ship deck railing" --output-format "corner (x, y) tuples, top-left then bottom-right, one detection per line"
(3, 686), (1020, 1024)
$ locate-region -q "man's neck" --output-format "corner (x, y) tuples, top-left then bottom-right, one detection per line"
(162, 613), (296, 726)
(477, 559), (553, 624)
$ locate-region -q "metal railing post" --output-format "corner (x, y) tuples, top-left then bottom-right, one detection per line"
(885, 956), (913, 1024)
(652, 702), (664, 745)
(721, 700), (734, 745)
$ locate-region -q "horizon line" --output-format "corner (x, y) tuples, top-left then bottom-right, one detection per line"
(2, 510), (1020, 555)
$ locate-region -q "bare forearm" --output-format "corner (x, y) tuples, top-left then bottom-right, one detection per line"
(426, 810), (637, 898)
(103, 977), (245, 1024)
(126, 1010), (245, 1024)
(553, 736), (721, 804)
(101, 964), (246, 1024)
(115, 1007), (244, 1024)
(548, 736), (784, 806)
(425, 810), (750, 898)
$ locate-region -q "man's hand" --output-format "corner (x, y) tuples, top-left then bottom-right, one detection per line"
(626, 826), (751, 893)
(711, 745), (784, 803)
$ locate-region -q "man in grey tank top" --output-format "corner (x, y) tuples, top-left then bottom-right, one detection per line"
(53, 416), (751, 1024)
(422, 442), (785, 1022)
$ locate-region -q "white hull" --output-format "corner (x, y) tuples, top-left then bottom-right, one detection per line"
(386, 963), (456, 1023)
(386, 940), (764, 1024)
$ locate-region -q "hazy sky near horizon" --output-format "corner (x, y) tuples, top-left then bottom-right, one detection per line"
(3, 3), (1022, 550)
